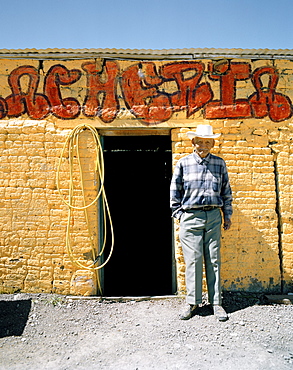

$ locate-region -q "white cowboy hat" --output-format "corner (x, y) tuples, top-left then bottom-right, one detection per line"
(186, 125), (221, 139)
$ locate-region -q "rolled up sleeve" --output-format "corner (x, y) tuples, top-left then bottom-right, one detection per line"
(170, 163), (184, 220)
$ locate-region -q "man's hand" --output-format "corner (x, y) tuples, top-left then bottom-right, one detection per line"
(223, 218), (231, 230)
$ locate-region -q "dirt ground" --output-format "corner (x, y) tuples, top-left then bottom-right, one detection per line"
(0, 292), (292, 370)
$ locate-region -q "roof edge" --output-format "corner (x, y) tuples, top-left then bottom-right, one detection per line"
(0, 47), (293, 60)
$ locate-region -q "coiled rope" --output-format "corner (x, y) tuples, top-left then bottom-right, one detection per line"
(56, 123), (114, 294)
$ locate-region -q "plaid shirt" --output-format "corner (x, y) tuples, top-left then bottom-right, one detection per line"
(170, 152), (233, 220)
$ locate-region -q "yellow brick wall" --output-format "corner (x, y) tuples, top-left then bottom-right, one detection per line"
(0, 54), (292, 295)
(0, 120), (99, 295)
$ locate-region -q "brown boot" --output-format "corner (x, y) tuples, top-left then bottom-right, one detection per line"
(179, 304), (199, 320)
(213, 305), (228, 321)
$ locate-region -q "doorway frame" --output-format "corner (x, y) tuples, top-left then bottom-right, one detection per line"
(98, 128), (177, 296)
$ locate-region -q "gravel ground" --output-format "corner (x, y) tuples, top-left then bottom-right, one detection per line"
(0, 292), (292, 370)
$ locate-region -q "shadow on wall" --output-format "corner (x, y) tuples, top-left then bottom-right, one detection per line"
(221, 209), (282, 293)
(0, 299), (32, 338)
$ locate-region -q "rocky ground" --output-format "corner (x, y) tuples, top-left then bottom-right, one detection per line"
(0, 292), (292, 370)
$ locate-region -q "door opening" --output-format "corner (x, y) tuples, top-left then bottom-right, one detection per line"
(102, 135), (174, 296)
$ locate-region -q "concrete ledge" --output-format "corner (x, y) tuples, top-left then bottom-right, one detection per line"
(265, 295), (293, 304)
(67, 295), (183, 302)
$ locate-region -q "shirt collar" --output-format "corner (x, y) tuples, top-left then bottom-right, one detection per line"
(193, 151), (211, 165)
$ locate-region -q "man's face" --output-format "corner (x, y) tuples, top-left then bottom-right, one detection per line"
(192, 137), (215, 158)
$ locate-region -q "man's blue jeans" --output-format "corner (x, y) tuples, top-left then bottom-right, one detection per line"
(179, 208), (222, 305)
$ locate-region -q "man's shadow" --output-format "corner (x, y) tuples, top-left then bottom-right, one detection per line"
(194, 291), (268, 317)
(222, 291), (268, 314)
(0, 299), (32, 337)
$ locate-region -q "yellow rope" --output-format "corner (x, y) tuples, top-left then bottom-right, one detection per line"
(56, 123), (114, 294)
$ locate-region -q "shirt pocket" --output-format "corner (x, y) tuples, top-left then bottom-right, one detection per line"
(212, 176), (221, 192)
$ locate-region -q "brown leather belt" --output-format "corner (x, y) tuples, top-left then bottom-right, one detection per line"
(187, 206), (219, 212)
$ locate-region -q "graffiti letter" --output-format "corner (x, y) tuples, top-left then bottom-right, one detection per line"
(249, 67), (292, 122)
(6, 66), (50, 119)
(205, 61), (252, 119)
(160, 62), (213, 117)
(44, 65), (81, 119)
(82, 60), (120, 123)
(121, 63), (172, 125)
(0, 98), (7, 119)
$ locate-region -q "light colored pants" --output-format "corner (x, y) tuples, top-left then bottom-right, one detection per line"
(179, 208), (222, 305)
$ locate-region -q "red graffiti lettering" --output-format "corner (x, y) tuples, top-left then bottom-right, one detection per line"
(82, 61), (120, 123)
(160, 62), (213, 117)
(1, 61), (292, 124)
(0, 98), (7, 119)
(122, 63), (172, 125)
(44, 65), (81, 119)
(205, 61), (252, 119)
(249, 67), (292, 122)
(6, 66), (50, 119)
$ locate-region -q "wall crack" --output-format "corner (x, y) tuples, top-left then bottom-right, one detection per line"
(270, 146), (284, 293)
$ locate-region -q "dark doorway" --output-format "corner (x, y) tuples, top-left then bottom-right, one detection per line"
(102, 135), (174, 296)
(0, 299), (32, 338)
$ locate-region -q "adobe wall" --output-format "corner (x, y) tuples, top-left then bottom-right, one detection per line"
(0, 54), (292, 295)
(0, 120), (99, 295)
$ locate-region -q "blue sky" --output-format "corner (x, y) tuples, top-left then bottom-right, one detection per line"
(1, 0), (292, 50)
